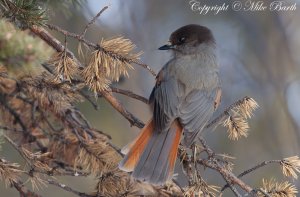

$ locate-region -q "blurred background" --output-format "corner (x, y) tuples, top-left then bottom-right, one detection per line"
(1, 0), (300, 196)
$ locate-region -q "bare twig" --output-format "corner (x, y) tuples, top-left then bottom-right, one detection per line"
(46, 179), (95, 197)
(80, 6), (109, 38)
(222, 176), (243, 197)
(237, 160), (282, 179)
(100, 90), (145, 128)
(253, 188), (271, 197)
(221, 159), (282, 192)
(30, 25), (77, 61)
(0, 95), (47, 149)
(46, 23), (96, 49)
(129, 59), (157, 77)
(198, 137), (251, 196)
(41, 63), (99, 110)
(198, 159), (255, 194)
(198, 137), (214, 157)
(0, 95), (28, 132)
(13, 181), (42, 197)
(205, 96), (251, 129)
(3, 134), (33, 165)
(31, 25), (145, 129)
(79, 90), (99, 110)
(110, 87), (149, 104)
(46, 23), (157, 76)
(4, 134), (94, 197)
(172, 178), (185, 194)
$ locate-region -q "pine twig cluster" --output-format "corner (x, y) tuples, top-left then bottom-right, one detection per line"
(218, 97), (259, 140)
(259, 179), (298, 197)
(0, 0), (47, 29)
(82, 37), (142, 94)
(0, 158), (21, 187)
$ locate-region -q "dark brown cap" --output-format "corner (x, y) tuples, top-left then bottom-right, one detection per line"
(159, 24), (215, 50)
(170, 24), (214, 45)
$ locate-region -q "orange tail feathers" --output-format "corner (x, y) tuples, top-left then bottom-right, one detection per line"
(168, 120), (183, 177)
(119, 119), (183, 185)
(119, 120), (155, 172)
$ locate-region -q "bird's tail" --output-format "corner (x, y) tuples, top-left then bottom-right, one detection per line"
(119, 119), (182, 185)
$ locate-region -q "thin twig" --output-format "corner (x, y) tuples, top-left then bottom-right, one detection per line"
(100, 90), (145, 128)
(5, 134), (93, 197)
(198, 159), (255, 194)
(172, 178), (185, 194)
(197, 137), (256, 196)
(32, 26), (145, 129)
(46, 23), (96, 49)
(222, 175), (243, 197)
(237, 160), (282, 178)
(252, 188), (271, 197)
(221, 159), (282, 192)
(198, 137), (214, 157)
(13, 181), (42, 197)
(129, 59), (157, 77)
(80, 6), (109, 38)
(205, 96), (251, 129)
(0, 95), (47, 149)
(110, 87), (149, 104)
(79, 90), (99, 110)
(3, 134), (33, 165)
(46, 23), (157, 76)
(0, 95), (28, 132)
(30, 25), (77, 61)
(46, 179), (96, 197)
(41, 63), (99, 110)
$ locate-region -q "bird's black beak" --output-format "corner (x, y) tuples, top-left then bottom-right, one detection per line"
(158, 41), (174, 50)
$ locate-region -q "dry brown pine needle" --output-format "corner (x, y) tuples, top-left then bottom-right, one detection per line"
(184, 174), (219, 197)
(21, 74), (82, 114)
(236, 97), (259, 119)
(48, 51), (79, 82)
(259, 178), (298, 197)
(21, 148), (52, 172)
(223, 112), (249, 140)
(280, 156), (300, 179)
(95, 169), (131, 197)
(0, 158), (22, 187)
(82, 37), (142, 94)
(74, 140), (121, 174)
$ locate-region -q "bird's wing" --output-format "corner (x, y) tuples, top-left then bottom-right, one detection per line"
(149, 68), (184, 132)
(179, 87), (221, 146)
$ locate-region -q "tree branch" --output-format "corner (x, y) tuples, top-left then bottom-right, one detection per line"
(45, 23), (157, 76)
(13, 181), (42, 197)
(221, 159), (282, 192)
(30, 25), (145, 129)
(46, 179), (95, 197)
(205, 96), (252, 129)
(110, 87), (149, 104)
(100, 90), (145, 128)
(197, 137), (256, 196)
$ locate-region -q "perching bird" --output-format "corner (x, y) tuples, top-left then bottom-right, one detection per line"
(119, 24), (221, 185)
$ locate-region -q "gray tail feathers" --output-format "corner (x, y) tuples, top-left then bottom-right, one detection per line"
(119, 120), (182, 185)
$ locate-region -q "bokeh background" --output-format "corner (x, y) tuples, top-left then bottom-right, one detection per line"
(1, 0), (300, 196)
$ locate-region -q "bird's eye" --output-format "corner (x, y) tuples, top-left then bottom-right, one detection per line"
(178, 37), (186, 43)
